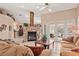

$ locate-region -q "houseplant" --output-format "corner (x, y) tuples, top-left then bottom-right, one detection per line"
(23, 23), (28, 27)
(23, 23), (28, 29)
(42, 34), (47, 43)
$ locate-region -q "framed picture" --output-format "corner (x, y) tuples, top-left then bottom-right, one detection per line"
(9, 26), (12, 31)
(1, 24), (7, 30)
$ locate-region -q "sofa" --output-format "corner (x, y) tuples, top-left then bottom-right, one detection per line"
(61, 34), (79, 56)
(0, 39), (51, 56)
(0, 40), (34, 56)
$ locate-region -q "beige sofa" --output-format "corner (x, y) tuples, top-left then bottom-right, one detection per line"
(0, 40), (34, 56)
(61, 34), (79, 56)
(0, 39), (51, 56)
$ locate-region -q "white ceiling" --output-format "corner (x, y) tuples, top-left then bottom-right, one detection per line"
(0, 3), (78, 23)
(0, 3), (78, 15)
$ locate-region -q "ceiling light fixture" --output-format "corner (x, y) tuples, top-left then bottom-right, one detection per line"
(39, 7), (45, 11)
(45, 3), (52, 12)
(38, 3), (52, 13)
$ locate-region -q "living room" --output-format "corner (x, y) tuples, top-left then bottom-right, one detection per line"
(0, 3), (79, 56)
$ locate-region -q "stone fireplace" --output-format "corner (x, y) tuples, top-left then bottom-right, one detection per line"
(25, 11), (41, 41)
(27, 31), (37, 41)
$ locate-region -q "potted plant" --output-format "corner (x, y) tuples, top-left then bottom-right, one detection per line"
(23, 23), (28, 27)
(23, 23), (28, 29)
(42, 34), (47, 43)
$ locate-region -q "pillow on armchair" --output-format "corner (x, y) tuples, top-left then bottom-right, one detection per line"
(71, 47), (79, 52)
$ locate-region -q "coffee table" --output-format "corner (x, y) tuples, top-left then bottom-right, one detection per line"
(35, 40), (54, 49)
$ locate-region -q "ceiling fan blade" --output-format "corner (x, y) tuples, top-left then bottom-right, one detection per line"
(39, 7), (46, 11)
(39, 3), (49, 11)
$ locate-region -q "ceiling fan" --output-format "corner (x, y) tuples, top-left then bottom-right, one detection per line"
(19, 3), (52, 16)
(37, 3), (52, 12)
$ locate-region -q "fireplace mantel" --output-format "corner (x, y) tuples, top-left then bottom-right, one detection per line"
(27, 26), (41, 32)
(24, 25), (42, 42)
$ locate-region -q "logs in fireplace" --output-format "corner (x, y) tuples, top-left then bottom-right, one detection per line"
(28, 32), (37, 41)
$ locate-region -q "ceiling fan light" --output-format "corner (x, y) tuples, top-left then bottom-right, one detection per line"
(39, 7), (45, 11)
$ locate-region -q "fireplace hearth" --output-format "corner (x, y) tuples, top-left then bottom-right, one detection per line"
(28, 32), (37, 41)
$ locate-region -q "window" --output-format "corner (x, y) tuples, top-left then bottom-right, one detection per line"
(34, 16), (41, 24)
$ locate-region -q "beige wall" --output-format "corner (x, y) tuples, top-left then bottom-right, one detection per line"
(41, 8), (77, 25)
(76, 6), (79, 33)
(0, 14), (14, 40)
(41, 8), (79, 35)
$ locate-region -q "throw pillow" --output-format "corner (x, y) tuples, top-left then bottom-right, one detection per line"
(73, 34), (79, 44)
(71, 47), (79, 52)
(62, 36), (74, 43)
(75, 38), (79, 46)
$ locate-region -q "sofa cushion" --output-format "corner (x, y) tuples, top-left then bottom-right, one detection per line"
(71, 47), (79, 52)
(16, 45), (34, 56)
(61, 47), (71, 52)
(0, 44), (12, 55)
(61, 50), (79, 56)
(75, 39), (79, 46)
(2, 46), (16, 56)
(40, 49), (52, 56)
(62, 43), (75, 49)
(62, 36), (73, 43)
(0, 40), (8, 45)
(61, 41), (72, 44)
(73, 34), (79, 44)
